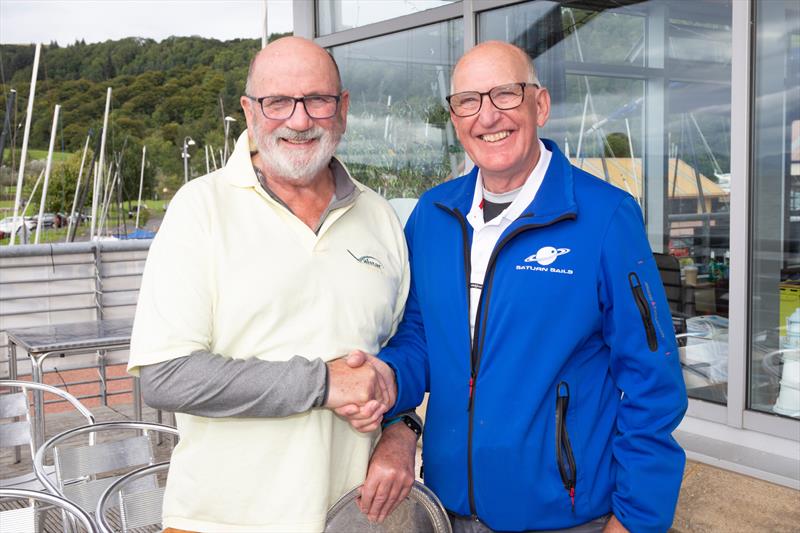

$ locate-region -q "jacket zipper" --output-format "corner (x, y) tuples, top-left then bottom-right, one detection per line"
(437, 203), (576, 517)
(628, 272), (658, 351)
(556, 381), (577, 513)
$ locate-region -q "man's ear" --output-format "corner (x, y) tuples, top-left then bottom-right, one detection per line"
(535, 87), (551, 128)
(339, 90), (350, 131)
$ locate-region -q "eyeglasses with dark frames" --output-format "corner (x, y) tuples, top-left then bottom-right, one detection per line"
(446, 82), (538, 117)
(245, 94), (341, 120)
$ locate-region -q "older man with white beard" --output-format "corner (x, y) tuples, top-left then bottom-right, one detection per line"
(128, 37), (410, 533)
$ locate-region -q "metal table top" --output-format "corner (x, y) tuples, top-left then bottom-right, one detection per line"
(5, 318), (133, 354)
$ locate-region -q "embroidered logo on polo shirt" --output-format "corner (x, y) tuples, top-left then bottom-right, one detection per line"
(348, 249), (383, 270)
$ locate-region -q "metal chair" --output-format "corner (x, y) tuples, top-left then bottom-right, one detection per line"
(33, 421), (178, 520)
(677, 315), (729, 403)
(325, 481), (452, 533)
(1, 380), (95, 491)
(0, 488), (98, 533)
(653, 252), (691, 337)
(95, 461), (169, 533)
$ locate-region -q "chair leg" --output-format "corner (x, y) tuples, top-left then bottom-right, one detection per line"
(133, 376), (143, 421)
(98, 349), (108, 406)
(156, 409), (163, 445)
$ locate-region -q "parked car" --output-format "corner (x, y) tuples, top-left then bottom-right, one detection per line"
(0, 216), (36, 239)
(31, 213), (56, 228)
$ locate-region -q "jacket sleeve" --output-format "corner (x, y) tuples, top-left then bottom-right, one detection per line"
(598, 196), (688, 533)
(379, 206), (430, 417)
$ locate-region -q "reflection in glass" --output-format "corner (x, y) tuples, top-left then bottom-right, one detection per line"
(318, 0), (457, 36)
(749, 0), (800, 419)
(480, 0), (732, 404)
(332, 20), (463, 199)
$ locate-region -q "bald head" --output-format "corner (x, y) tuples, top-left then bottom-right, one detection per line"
(451, 41), (539, 94)
(446, 40), (551, 192)
(245, 36), (342, 96)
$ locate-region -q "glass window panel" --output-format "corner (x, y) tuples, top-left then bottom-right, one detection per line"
(667, 2), (732, 64)
(318, 0), (458, 36)
(749, 0), (800, 419)
(481, 0), (732, 405)
(479, 1), (646, 67)
(665, 81), (731, 405)
(331, 20), (464, 198)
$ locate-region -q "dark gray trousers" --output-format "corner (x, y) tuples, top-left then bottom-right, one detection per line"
(450, 514), (611, 533)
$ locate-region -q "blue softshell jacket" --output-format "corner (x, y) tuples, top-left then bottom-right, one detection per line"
(380, 139), (688, 533)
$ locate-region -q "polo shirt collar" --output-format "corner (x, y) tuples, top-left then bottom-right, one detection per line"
(253, 158), (358, 212)
(224, 131), (361, 233)
(467, 139), (551, 229)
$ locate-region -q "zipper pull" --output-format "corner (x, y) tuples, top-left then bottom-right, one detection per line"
(467, 375), (475, 411)
(570, 487), (575, 513)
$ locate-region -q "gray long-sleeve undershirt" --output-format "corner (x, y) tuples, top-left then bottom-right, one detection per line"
(139, 351), (328, 418)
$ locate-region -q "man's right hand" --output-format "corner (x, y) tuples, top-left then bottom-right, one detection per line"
(324, 354), (393, 414)
(332, 351), (397, 432)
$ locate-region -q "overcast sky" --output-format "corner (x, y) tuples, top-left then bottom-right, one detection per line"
(0, 0), (294, 45)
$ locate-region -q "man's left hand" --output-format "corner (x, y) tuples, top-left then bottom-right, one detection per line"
(358, 419), (417, 522)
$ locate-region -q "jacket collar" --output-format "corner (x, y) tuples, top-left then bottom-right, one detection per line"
(440, 138), (578, 224)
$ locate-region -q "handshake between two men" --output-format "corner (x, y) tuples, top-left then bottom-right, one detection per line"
(324, 350), (397, 432)
(324, 350), (418, 524)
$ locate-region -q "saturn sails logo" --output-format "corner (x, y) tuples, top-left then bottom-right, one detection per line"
(517, 246), (574, 275)
(524, 246), (571, 265)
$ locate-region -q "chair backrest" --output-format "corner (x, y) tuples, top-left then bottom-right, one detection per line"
(0, 380), (95, 486)
(653, 252), (683, 314)
(325, 481), (452, 533)
(33, 421), (178, 517)
(0, 488), (98, 533)
(96, 462), (169, 533)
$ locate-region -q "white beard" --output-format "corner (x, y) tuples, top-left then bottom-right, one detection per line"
(252, 121), (342, 185)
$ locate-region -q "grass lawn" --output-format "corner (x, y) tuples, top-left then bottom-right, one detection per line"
(0, 200), (167, 245)
(2, 148), (71, 164)
(0, 198), (168, 213)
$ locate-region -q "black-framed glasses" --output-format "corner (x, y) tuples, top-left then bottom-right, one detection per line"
(245, 94), (341, 120)
(446, 82), (538, 117)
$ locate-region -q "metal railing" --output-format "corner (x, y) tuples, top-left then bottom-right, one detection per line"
(0, 240), (151, 404)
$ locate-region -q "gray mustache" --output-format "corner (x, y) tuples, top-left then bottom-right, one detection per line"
(274, 127), (323, 142)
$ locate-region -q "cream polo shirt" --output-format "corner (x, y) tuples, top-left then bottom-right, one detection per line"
(128, 131), (410, 532)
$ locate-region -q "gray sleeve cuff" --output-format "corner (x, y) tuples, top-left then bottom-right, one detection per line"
(139, 351), (328, 418)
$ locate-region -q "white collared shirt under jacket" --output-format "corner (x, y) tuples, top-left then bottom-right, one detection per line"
(467, 140), (551, 339)
(128, 132), (410, 532)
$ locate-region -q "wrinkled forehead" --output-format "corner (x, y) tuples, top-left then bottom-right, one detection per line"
(252, 50), (340, 96)
(452, 48), (529, 93)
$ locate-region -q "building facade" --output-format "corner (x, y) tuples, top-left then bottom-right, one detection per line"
(292, 0), (800, 488)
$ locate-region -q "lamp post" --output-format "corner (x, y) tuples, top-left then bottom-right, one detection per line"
(223, 116), (236, 165)
(182, 136), (196, 184)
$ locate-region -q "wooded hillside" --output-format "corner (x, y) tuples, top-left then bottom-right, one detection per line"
(0, 35), (286, 209)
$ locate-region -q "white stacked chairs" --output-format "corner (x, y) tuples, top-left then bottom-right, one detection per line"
(33, 421), (178, 524)
(95, 461), (169, 533)
(1, 380), (95, 491)
(0, 488), (97, 533)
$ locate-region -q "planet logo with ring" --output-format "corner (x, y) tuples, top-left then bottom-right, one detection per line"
(524, 246), (570, 266)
